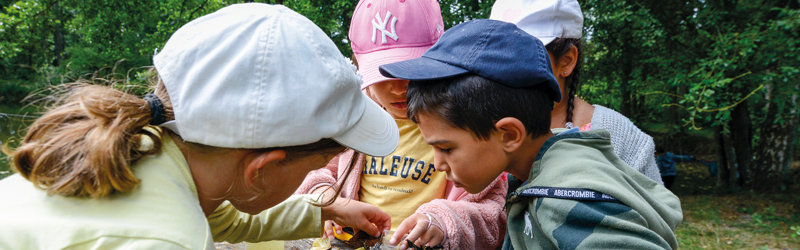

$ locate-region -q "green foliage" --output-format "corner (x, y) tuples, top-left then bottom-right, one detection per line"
(1, 0), (797, 190)
(438, 0), (494, 29)
(0, 0), (498, 96)
(0, 81), (29, 104)
(0, 0), (235, 92)
(283, 0), (358, 56)
(0, 0), (493, 81)
(580, 0), (799, 130)
(580, 0), (800, 191)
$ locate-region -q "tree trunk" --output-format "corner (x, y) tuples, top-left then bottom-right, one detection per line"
(620, 20), (633, 117)
(52, 3), (64, 67)
(715, 125), (731, 191)
(751, 83), (799, 192)
(634, 69), (649, 118)
(722, 129), (741, 191)
(620, 56), (633, 117)
(730, 96), (751, 187)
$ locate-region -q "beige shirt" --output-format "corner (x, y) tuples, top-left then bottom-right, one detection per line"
(0, 135), (322, 249)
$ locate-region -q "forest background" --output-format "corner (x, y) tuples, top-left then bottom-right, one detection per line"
(0, 0), (799, 248)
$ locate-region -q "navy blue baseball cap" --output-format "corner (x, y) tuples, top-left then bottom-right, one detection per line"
(379, 19), (561, 103)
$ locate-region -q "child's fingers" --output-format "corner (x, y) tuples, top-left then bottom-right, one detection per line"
(353, 218), (381, 237)
(364, 205), (391, 237)
(323, 220), (335, 240)
(323, 221), (344, 240)
(333, 223), (343, 235)
(391, 215), (420, 245)
(329, 200), (389, 238)
(423, 216), (445, 247)
(413, 231), (434, 248)
(381, 212), (392, 231)
(347, 205), (389, 237)
(400, 220), (429, 250)
(413, 225), (445, 248)
(424, 229), (445, 247)
(364, 208), (392, 237)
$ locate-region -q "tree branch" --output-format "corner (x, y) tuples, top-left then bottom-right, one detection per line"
(189, 0), (210, 20)
(6, 1), (59, 31)
(177, 0), (190, 23)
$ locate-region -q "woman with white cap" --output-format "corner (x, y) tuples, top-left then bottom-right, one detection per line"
(0, 3), (397, 249)
(490, 0), (664, 185)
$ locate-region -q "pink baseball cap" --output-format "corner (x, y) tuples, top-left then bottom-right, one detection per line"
(349, 0), (445, 89)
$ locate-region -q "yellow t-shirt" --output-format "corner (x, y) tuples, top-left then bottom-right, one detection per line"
(360, 119), (447, 229)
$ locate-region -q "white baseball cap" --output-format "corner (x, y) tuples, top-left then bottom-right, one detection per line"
(153, 3), (399, 156)
(489, 0), (583, 45)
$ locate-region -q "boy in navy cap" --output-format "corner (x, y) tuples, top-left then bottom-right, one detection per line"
(380, 19), (683, 250)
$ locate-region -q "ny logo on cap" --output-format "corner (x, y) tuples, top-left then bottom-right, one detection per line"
(371, 11), (399, 44)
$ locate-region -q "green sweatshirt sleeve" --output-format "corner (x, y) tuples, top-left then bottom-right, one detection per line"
(207, 194), (323, 243)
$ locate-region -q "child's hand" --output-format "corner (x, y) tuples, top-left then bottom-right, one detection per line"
(311, 187), (354, 239)
(321, 199), (391, 238)
(321, 220), (344, 240)
(391, 213), (445, 250)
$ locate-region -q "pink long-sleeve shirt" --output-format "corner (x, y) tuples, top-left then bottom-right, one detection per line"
(296, 149), (507, 250)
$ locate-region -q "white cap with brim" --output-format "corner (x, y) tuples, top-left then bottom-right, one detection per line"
(154, 4), (399, 156)
(489, 0), (583, 45)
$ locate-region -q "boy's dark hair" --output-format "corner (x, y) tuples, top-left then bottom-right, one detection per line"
(407, 74), (553, 140)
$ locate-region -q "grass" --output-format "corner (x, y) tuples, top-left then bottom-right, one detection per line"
(677, 195), (800, 249)
(673, 159), (800, 249)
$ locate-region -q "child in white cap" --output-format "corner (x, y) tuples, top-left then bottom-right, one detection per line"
(0, 4), (397, 249)
(490, 0), (664, 185)
(296, 0), (506, 249)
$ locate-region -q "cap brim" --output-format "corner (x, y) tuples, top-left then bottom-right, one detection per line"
(356, 46), (430, 89)
(379, 57), (470, 81)
(332, 94), (399, 156)
(538, 36), (556, 46)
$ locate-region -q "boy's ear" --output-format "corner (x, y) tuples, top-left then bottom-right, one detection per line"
(243, 150), (286, 186)
(557, 45), (579, 77)
(495, 117), (527, 153)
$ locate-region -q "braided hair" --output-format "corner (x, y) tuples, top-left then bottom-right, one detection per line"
(545, 38), (583, 125)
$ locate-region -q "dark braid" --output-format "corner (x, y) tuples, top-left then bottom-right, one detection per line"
(545, 38), (583, 125)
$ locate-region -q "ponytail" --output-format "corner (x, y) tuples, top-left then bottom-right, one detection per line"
(8, 73), (173, 198)
(545, 38), (583, 125)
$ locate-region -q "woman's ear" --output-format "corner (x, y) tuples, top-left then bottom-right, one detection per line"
(559, 45), (579, 77)
(495, 117), (527, 153)
(243, 150), (286, 186)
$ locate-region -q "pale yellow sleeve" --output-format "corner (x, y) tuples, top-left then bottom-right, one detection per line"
(208, 194), (323, 243)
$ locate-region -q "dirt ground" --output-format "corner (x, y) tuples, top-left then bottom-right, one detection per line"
(216, 242), (246, 250)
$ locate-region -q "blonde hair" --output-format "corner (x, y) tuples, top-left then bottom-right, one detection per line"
(7, 73), (173, 198)
(6, 70), (354, 201)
